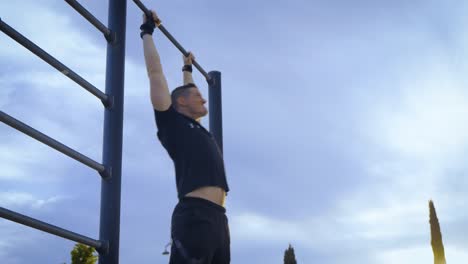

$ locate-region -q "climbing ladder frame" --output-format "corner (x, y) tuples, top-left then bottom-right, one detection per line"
(0, 0), (223, 263)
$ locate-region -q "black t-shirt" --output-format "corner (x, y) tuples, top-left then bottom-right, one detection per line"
(154, 106), (229, 199)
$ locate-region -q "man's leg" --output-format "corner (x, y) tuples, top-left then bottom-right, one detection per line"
(211, 214), (230, 264)
(169, 199), (216, 264)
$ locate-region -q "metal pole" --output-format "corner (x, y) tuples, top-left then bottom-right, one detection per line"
(208, 71), (223, 153)
(157, 25), (210, 80)
(98, 0), (126, 262)
(0, 207), (105, 251)
(65, 0), (114, 42)
(132, 0), (211, 81)
(0, 111), (108, 177)
(0, 18), (110, 106)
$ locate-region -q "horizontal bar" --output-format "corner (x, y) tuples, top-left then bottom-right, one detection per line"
(158, 26), (210, 80)
(0, 17), (110, 107)
(0, 206), (104, 250)
(0, 111), (108, 177)
(132, 0), (211, 82)
(65, 0), (114, 42)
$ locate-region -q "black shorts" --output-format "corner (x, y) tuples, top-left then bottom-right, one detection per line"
(169, 197), (230, 264)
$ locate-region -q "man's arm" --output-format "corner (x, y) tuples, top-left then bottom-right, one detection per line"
(142, 11), (171, 111)
(183, 52), (195, 85)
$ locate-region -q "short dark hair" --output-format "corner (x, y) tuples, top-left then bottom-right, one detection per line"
(171, 83), (196, 109)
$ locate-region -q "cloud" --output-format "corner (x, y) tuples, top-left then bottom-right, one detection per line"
(227, 46), (468, 262)
(230, 210), (370, 253)
(231, 212), (307, 244)
(374, 245), (432, 264)
(0, 191), (65, 210)
(335, 43), (468, 262)
(368, 72), (468, 164)
(374, 245), (468, 264)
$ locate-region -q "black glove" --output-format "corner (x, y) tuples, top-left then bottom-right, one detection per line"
(140, 14), (156, 38)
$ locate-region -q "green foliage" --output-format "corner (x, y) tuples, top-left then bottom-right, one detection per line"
(284, 244), (297, 264)
(429, 200), (446, 264)
(71, 243), (98, 264)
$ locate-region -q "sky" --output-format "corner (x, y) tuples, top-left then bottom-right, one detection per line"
(1, 0), (468, 263)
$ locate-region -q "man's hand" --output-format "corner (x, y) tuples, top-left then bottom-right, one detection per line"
(140, 10), (161, 38)
(142, 10), (161, 25)
(183, 52), (195, 84)
(183, 52), (195, 65)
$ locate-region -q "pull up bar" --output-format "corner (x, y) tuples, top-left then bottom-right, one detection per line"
(132, 0), (211, 83)
(0, 111), (109, 178)
(0, 17), (110, 107)
(0, 207), (105, 251)
(65, 0), (114, 42)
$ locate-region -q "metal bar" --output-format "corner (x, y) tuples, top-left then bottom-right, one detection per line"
(208, 71), (223, 153)
(132, 0), (211, 82)
(0, 18), (110, 107)
(0, 111), (108, 177)
(98, 0), (126, 262)
(0, 206), (105, 250)
(65, 0), (114, 42)
(158, 26), (210, 80)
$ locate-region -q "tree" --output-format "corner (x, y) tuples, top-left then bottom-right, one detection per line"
(429, 200), (446, 264)
(71, 243), (98, 264)
(284, 244), (297, 264)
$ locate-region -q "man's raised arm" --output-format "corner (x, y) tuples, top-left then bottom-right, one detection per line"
(183, 52), (195, 85)
(141, 11), (171, 111)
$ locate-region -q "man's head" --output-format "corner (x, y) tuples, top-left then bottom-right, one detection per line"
(171, 83), (208, 120)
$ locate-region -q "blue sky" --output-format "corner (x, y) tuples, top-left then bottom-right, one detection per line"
(1, 0), (468, 263)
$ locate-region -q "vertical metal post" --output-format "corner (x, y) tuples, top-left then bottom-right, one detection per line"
(208, 71), (223, 153)
(98, 0), (126, 263)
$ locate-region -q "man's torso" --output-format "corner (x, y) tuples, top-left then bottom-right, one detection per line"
(154, 106), (229, 205)
(186, 186), (226, 206)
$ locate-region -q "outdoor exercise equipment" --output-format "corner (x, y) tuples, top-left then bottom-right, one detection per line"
(0, 1), (223, 263)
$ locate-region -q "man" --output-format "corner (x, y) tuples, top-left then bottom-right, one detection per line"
(140, 11), (230, 264)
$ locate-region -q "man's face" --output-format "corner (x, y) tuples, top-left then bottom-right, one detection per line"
(185, 87), (208, 119)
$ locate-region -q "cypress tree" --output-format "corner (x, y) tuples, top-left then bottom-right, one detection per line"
(284, 244), (297, 264)
(429, 200), (446, 264)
